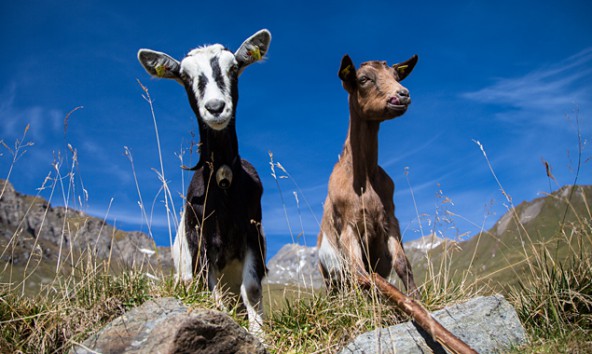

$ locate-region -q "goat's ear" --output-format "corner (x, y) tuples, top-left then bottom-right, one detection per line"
(392, 54), (418, 81)
(138, 49), (181, 81)
(339, 55), (357, 92)
(234, 29), (271, 74)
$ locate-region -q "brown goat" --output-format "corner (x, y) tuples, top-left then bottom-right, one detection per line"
(317, 54), (418, 295)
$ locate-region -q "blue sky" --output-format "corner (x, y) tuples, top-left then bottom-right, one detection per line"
(1, 0), (591, 259)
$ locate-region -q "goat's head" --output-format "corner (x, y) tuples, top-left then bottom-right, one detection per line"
(138, 29), (271, 131)
(338, 54), (418, 121)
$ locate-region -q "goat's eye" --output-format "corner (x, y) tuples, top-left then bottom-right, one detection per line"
(229, 64), (239, 76)
(358, 76), (371, 85)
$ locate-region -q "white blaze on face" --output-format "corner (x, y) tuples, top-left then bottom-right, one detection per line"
(180, 44), (238, 130)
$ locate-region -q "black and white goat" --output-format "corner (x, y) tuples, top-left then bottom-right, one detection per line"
(137, 29), (271, 334)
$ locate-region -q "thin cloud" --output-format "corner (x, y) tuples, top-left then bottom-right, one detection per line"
(86, 203), (178, 230)
(76, 140), (134, 185)
(381, 132), (443, 168)
(0, 97), (69, 187)
(462, 47), (592, 129)
(0, 104), (64, 145)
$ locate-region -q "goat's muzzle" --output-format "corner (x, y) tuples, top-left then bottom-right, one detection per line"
(386, 91), (410, 113)
(216, 164), (233, 189)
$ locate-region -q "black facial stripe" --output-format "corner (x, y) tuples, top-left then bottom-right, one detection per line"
(197, 73), (208, 99)
(210, 56), (226, 92)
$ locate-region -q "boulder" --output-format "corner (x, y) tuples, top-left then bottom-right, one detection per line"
(339, 294), (527, 354)
(71, 297), (267, 354)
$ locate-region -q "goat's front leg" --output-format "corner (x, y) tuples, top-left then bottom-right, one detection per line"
(387, 216), (418, 297)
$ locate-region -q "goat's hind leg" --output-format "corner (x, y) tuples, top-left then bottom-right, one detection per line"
(172, 211), (194, 284)
(340, 225), (371, 288)
(240, 248), (265, 337)
(206, 267), (229, 311)
(318, 230), (348, 290)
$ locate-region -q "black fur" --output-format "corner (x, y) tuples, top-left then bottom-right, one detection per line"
(210, 56), (226, 92)
(184, 159), (266, 282)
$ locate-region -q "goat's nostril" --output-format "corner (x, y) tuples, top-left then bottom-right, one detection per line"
(205, 99), (225, 114)
(398, 89), (410, 98)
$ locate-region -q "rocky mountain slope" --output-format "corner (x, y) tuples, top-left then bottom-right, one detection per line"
(265, 185), (591, 291)
(0, 179), (172, 294)
(264, 243), (324, 289)
(3, 179), (589, 295)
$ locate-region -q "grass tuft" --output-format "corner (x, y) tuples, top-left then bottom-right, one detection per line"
(266, 284), (406, 353)
(509, 219), (592, 351)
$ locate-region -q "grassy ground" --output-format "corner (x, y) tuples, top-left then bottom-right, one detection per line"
(2, 207), (590, 353)
(1, 170), (591, 352)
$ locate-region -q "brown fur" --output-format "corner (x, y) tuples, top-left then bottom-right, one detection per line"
(317, 54), (418, 295)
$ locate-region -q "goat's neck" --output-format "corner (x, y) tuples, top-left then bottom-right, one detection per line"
(342, 100), (380, 193)
(199, 124), (240, 169)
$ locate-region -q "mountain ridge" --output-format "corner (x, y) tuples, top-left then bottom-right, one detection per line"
(2, 179), (590, 294)
(0, 179), (172, 294)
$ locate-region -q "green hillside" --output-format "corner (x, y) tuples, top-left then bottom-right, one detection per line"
(411, 185), (592, 293)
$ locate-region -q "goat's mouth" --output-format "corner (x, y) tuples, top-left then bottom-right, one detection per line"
(202, 113), (232, 131)
(385, 96), (409, 114)
(386, 102), (408, 112)
(385, 103), (408, 116)
(199, 103), (234, 130)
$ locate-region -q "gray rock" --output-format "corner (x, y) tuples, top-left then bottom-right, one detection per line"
(339, 294), (527, 354)
(72, 297), (267, 354)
